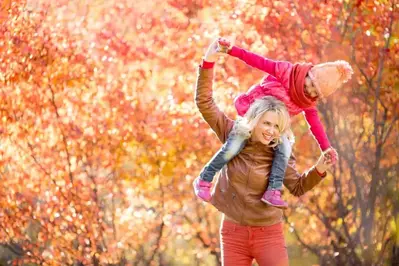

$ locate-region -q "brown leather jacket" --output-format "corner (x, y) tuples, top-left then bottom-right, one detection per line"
(195, 66), (326, 226)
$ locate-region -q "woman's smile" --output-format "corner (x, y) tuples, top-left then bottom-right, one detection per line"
(262, 132), (274, 142)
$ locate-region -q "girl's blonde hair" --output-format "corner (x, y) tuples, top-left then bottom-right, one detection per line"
(233, 96), (294, 147)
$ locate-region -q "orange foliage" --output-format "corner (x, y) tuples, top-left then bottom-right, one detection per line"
(0, 0), (397, 265)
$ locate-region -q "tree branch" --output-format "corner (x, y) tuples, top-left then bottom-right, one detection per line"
(283, 213), (322, 258)
(48, 85), (74, 184)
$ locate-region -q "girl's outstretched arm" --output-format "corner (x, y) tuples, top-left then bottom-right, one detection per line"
(303, 107), (331, 151)
(218, 38), (278, 77)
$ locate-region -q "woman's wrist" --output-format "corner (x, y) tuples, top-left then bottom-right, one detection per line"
(201, 58), (215, 69)
(315, 166), (327, 177)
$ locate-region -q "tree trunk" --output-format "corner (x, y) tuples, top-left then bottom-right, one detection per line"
(392, 244), (399, 266)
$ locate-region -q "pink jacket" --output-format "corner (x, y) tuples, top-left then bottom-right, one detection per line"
(229, 46), (331, 151)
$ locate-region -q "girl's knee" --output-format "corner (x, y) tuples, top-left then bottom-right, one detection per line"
(223, 150), (235, 161)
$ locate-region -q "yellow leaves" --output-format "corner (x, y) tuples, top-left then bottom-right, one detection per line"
(336, 218), (343, 226)
(66, 77), (84, 88)
(390, 214), (399, 245)
(161, 161), (174, 177)
(301, 30), (312, 45)
(0, 0), (11, 26)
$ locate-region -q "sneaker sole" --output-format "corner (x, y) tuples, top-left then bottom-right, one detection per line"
(261, 198), (288, 209)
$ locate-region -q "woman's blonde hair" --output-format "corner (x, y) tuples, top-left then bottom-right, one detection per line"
(233, 96), (294, 147)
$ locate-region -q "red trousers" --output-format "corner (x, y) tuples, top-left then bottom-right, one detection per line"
(220, 220), (289, 266)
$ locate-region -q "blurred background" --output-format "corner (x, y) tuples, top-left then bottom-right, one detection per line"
(0, 0), (398, 265)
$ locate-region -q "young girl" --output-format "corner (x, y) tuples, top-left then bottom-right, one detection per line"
(194, 38), (353, 208)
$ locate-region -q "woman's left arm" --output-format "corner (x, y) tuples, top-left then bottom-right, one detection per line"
(283, 149), (337, 197)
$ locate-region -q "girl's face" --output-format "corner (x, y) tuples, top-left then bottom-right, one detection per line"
(251, 111), (280, 145)
(304, 76), (320, 100)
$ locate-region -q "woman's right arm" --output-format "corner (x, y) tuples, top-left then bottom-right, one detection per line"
(195, 62), (234, 143)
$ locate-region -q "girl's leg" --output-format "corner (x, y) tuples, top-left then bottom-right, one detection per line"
(261, 135), (292, 208)
(199, 132), (247, 182)
(268, 135), (292, 190)
(194, 126), (247, 202)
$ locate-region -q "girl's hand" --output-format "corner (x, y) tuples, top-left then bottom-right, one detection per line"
(324, 147), (338, 164)
(315, 148), (338, 174)
(217, 37), (232, 53)
(204, 39), (219, 62)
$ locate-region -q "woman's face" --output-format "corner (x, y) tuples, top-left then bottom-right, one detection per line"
(304, 76), (320, 100)
(251, 111), (280, 145)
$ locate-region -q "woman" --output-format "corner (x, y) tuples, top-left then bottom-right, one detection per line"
(193, 39), (337, 266)
(195, 37), (348, 208)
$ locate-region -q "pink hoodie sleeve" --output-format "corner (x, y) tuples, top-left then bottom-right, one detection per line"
(228, 45), (277, 76)
(304, 107), (331, 151)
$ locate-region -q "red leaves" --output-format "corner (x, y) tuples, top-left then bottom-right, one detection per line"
(0, 0), (396, 265)
(97, 26), (131, 59)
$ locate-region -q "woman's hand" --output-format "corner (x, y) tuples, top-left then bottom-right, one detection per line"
(204, 38), (219, 62)
(315, 147), (338, 174)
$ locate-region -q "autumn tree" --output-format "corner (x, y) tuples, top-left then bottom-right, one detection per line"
(1, 0), (222, 264)
(220, 1), (398, 265)
(0, 0), (397, 265)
